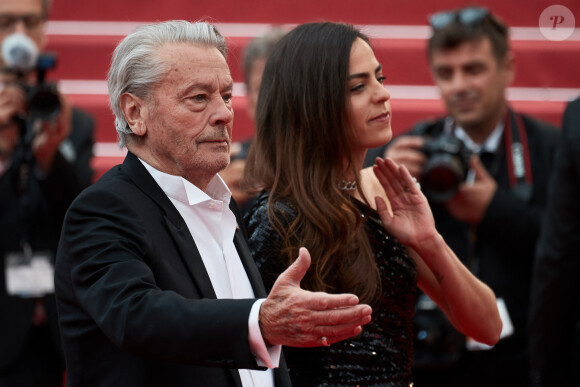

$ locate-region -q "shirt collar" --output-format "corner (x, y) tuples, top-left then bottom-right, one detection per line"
(139, 158), (231, 206)
(446, 117), (504, 154)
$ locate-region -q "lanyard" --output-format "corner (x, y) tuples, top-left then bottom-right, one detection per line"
(503, 110), (533, 201)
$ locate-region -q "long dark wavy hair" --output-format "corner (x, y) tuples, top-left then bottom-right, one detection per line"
(244, 22), (381, 303)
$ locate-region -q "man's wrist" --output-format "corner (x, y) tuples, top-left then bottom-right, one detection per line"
(249, 299), (280, 368)
(257, 302), (272, 346)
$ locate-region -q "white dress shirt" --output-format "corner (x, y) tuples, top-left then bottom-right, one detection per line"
(446, 116), (505, 153)
(140, 159), (280, 387)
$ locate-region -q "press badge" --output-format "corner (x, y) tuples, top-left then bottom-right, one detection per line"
(4, 250), (55, 297)
(465, 297), (514, 351)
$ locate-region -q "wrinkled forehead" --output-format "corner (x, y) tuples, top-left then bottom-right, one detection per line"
(153, 43), (233, 90)
(0, 0), (44, 15)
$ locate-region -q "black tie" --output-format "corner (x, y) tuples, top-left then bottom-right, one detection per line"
(479, 151), (495, 174)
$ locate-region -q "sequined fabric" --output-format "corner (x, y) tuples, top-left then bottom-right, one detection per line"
(245, 192), (418, 387)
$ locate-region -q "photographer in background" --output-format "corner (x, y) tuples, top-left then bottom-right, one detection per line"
(0, 0), (94, 385)
(365, 7), (560, 386)
(219, 27), (286, 214)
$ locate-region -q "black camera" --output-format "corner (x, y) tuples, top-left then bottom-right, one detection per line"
(24, 53), (61, 122)
(413, 293), (465, 369)
(421, 134), (471, 202)
(2, 33), (61, 123)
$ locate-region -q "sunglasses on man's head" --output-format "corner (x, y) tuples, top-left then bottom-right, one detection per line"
(429, 7), (490, 30)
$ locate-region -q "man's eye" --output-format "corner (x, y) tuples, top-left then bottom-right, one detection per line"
(377, 76), (387, 84)
(466, 65), (485, 75)
(436, 69), (452, 80)
(192, 94), (206, 102)
(222, 94), (232, 102)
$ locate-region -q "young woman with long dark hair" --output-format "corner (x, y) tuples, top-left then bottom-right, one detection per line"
(243, 22), (501, 386)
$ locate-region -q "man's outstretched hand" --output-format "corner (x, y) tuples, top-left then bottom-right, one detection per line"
(259, 247), (372, 347)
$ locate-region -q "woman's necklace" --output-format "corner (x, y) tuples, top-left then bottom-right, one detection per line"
(338, 180), (357, 191)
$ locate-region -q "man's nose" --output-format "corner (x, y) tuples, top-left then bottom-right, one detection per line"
(210, 99), (234, 127)
(449, 72), (469, 93)
(13, 19), (28, 34)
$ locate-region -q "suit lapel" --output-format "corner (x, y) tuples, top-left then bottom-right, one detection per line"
(122, 152), (217, 299)
(229, 201), (268, 298)
(165, 217), (217, 299)
(233, 228), (267, 298)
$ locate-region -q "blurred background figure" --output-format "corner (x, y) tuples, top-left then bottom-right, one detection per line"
(529, 96), (580, 387)
(0, 0), (94, 385)
(219, 27), (285, 213)
(364, 6), (560, 387)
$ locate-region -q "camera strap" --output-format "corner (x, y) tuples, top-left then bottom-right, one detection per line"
(503, 110), (533, 201)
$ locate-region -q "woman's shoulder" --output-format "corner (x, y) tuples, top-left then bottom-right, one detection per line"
(247, 191), (296, 216)
(244, 191), (297, 230)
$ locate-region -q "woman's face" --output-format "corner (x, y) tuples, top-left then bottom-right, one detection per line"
(345, 38), (392, 153)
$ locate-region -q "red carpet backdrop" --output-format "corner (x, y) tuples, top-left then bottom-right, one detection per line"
(43, 0), (580, 180)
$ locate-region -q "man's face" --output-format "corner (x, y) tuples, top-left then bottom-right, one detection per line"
(245, 57), (266, 121)
(0, 0), (46, 63)
(135, 43), (234, 186)
(430, 37), (513, 132)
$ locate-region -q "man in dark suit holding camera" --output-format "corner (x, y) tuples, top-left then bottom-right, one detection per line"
(0, 0), (94, 385)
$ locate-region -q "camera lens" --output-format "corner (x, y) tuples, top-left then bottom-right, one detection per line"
(422, 153), (465, 202)
(420, 134), (471, 202)
(27, 84), (61, 121)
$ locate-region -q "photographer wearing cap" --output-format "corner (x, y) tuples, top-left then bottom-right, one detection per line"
(365, 7), (560, 386)
(0, 0), (94, 385)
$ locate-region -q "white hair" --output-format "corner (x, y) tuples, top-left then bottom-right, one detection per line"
(107, 20), (227, 147)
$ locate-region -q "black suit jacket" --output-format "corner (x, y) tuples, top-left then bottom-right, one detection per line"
(529, 97), (580, 386)
(0, 108), (94, 371)
(55, 151), (291, 387)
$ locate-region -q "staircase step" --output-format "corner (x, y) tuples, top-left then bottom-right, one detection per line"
(48, 0), (580, 29)
(46, 33), (580, 89)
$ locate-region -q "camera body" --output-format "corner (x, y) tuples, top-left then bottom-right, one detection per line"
(24, 53), (61, 122)
(2, 33), (61, 123)
(420, 134), (471, 202)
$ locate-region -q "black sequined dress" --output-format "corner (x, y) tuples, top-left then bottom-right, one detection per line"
(245, 191), (418, 387)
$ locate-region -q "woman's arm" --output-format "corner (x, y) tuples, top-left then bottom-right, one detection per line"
(406, 241), (501, 345)
(369, 157), (502, 345)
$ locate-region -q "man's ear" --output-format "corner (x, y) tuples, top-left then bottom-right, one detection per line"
(120, 93), (147, 136)
(502, 51), (516, 87)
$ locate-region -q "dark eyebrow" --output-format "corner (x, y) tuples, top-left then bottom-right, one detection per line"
(348, 64), (383, 80)
(432, 63), (451, 71)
